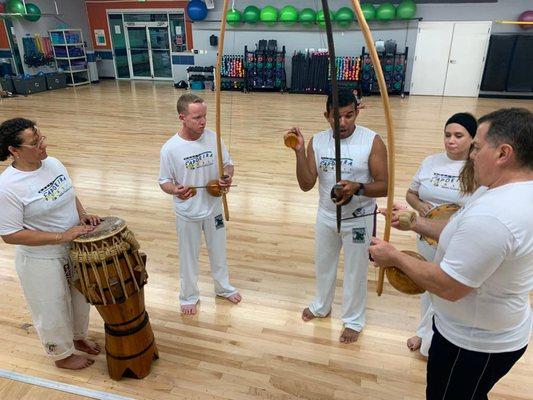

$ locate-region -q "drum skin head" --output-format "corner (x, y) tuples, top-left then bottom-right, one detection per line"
(421, 203), (461, 246)
(73, 216), (126, 243)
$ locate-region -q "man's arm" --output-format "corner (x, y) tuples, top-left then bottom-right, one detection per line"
(381, 205), (448, 242)
(369, 237), (473, 301)
(285, 127), (317, 192)
(295, 137), (318, 191)
(411, 216), (448, 244)
(365, 135), (388, 197)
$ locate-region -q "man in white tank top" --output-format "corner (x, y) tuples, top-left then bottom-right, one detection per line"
(286, 89), (388, 343)
(370, 108), (533, 399)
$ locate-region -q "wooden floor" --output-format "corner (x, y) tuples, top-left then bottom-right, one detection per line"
(0, 81), (531, 400)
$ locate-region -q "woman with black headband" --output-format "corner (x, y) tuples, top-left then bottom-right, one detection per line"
(405, 112), (478, 355)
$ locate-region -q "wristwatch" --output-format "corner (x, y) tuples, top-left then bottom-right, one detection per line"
(355, 183), (365, 196)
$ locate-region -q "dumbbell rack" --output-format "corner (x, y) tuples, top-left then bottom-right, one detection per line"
(333, 56), (362, 98)
(187, 66), (214, 90)
(244, 45), (286, 92)
(220, 55), (246, 91)
(360, 46), (408, 98)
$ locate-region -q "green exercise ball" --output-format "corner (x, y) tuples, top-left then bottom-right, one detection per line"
(226, 9), (242, 26)
(299, 8), (316, 27)
(5, 0), (25, 14)
(24, 3), (41, 22)
(260, 6), (278, 25)
(376, 3), (395, 21)
(243, 5), (261, 24)
(316, 10), (335, 28)
(396, 0), (417, 19)
(360, 3), (376, 21)
(336, 7), (354, 28)
(279, 5), (298, 25)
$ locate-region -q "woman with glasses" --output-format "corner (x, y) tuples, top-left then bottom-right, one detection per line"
(0, 118), (101, 370)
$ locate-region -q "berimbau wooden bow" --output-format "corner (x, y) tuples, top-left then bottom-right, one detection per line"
(214, 0), (231, 221)
(350, 0), (396, 296)
(320, 0), (342, 233)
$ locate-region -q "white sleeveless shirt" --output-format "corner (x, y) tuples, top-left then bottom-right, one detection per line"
(313, 126), (377, 220)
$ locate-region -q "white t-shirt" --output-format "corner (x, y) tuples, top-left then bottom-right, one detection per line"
(431, 181), (533, 353)
(0, 157), (80, 257)
(409, 152), (468, 207)
(313, 126), (377, 220)
(158, 129), (232, 221)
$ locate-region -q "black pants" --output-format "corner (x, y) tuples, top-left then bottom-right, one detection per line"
(427, 323), (527, 400)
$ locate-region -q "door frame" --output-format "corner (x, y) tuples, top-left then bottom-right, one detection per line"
(124, 21), (171, 80)
(106, 9), (183, 81)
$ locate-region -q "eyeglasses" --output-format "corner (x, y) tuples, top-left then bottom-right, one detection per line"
(19, 136), (47, 149)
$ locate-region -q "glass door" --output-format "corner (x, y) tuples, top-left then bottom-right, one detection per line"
(108, 14), (130, 78)
(125, 26), (151, 78)
(124, 22), (171, 80)
(148, 26), (171, 78)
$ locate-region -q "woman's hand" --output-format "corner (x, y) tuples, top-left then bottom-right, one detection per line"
(417, 201), (433, 216)
(62, 225), (95, 242)
(80, 214), (101, 226)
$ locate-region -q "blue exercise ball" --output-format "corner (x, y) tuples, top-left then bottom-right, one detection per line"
(187, 1), (208, 22)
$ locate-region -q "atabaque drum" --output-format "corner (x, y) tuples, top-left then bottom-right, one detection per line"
(70, 217), (158, 380)
(421, 203), (461, 246)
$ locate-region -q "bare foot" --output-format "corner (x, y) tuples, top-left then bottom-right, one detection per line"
(407, 335), (422, 351)
(181, 303), (197, 315)
(74, 339), (101, 355)
(340, 327), (360, 344)
(301, 307), (316, 322)
(226, 292), (242, 304)
(55, 354), (94, 370)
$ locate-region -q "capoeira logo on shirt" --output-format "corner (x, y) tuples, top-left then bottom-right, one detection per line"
(38, 174), (72, 201)
(184, 151), (214, 170)
(319, 157), (353, 173)
(430, 173), (460, 190)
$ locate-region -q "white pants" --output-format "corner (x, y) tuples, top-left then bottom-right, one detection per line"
(308, 211), (373, 332)
(416, 237), (438, 356)
(15, 251), (90, 361)
(176, 212), (237, 305)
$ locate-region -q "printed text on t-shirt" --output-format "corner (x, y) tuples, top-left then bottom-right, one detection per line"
(184, 151), (214, 170)
(430, 172), (460, 190)
(38, 175), (73, 201)
(319, 157), (353, 173)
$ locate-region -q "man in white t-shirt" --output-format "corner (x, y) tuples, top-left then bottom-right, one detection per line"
(158, 94), (241, 315)
(370, 108), (533, 399)
(286, 89), (388, 343)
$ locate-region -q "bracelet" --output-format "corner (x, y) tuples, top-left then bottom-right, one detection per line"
(80, 210), (87, 216)
(54, 233), (63, 243)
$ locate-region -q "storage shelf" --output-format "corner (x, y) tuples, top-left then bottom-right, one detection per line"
(56, 56), (86, 60)
(68, 81), (90, 87)
(49, 29), (90, 88)
(52, 43), (84, 46)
